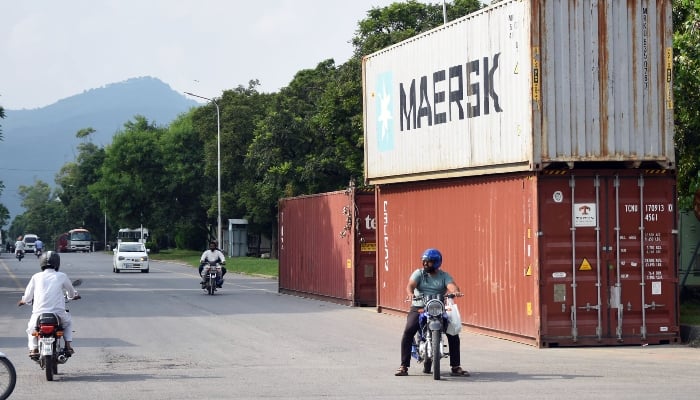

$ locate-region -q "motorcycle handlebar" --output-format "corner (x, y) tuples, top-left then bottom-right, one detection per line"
(407, 292), (463, 302)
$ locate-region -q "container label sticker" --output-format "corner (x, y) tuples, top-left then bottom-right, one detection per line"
(579, 258), (592, 271)
(376, 72), (395, 152)
(652, 281), (662, 295)
(552, 191), (563, 203)
(361, 242), (377, 252)
(574, 203), (597, 227)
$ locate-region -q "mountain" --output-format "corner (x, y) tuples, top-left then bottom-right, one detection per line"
(0, 76), (199, 222)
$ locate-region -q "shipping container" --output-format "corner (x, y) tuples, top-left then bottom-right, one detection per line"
(376, 169), (679, 347)
(363, 0), (674, 184)
(279, 187), (376, 306)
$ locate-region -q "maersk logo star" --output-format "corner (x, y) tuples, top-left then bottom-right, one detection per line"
(376, 72), (394, 152)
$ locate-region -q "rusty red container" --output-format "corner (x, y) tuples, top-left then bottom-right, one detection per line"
(279, 187), (376, 306)
(376, 169), (679, 347)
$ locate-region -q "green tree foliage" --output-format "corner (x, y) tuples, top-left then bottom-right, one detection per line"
(8, 180), (67, 244)
(674, 0), (700, 208)
(89, 116), (164, 236)
(53, 127), (107, 246)
(190, 81), (275, 243)
(157, 112), (208, 248)
(352, 0), (482, 57)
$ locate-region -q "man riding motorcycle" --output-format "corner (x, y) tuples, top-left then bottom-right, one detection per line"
(199, 240), (227, 288)
(14, 236), (25, 260)
(18, 251), (80, 357)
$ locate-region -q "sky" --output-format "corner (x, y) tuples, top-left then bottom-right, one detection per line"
(0, 0), (431, 110)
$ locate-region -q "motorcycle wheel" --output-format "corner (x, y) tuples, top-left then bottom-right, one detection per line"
(431, 329), (441, 380)
(0, 356), (17, 400)
(44, 355), (54, 381)
(208, 276), (215, 295)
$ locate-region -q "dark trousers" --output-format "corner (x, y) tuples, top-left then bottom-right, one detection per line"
(400, 308), (461, 368)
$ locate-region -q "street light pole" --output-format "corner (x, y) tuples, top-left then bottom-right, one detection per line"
(185, 92), (222, 247)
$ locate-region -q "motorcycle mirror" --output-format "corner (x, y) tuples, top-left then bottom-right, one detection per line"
(72, 279), (83, 287)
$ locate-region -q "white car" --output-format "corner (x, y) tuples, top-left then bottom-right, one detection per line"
(112, 242), (150, 273)
(23, 234), (39, 253)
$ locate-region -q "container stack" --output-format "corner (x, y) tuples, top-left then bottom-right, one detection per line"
(362, 0), (677, 346)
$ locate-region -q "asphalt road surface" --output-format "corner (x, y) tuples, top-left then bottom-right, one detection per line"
(0, 251), (698, 399)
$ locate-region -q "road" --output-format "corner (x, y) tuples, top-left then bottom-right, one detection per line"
(0, 251), (698, 399)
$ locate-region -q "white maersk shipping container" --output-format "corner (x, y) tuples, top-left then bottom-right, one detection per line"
(363, 0), (674, 184)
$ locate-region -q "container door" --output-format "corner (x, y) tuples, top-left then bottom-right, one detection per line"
(539, 171), (678, 346)
(354, 192), (377, 306)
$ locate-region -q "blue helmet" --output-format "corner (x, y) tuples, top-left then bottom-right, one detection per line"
(421, 248), (442, 270)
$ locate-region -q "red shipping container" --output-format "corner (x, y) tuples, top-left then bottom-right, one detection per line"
(376, 169), (679, 347)
(279, 187), (376, 306)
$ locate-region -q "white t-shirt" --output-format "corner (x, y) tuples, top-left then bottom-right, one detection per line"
(200, 249), (226, 264)
(21, 269), (78, 314)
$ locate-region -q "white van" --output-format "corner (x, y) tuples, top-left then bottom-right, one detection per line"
(23, 234), (39, 253)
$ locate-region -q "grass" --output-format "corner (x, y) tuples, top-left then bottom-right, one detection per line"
(680, 300), (700, 325)
(150, 248), (279, 278)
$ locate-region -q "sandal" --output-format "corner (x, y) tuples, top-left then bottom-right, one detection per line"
(394, 366), (408, 376)
(450, 366), (470, 376)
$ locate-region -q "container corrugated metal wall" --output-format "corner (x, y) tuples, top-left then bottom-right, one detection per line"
(363, 0), (673, 184)
(278, 189), (377, 306)
(376, 169), (679, 347)
(377, 174), (539, 342)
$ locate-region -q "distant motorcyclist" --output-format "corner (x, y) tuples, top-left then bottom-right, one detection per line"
(199, 240), (227, 288)
(35, 238), (44, 254)
(15, 236), (26, 260)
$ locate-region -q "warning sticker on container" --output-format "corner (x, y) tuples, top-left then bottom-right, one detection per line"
(361, 242), (377, 252)
(579, 258), (592, 271)
(574, 203), (597, 227)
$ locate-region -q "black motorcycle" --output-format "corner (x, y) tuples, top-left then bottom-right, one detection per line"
(412, 293), (460, 380)
(15, 250), (24, 262)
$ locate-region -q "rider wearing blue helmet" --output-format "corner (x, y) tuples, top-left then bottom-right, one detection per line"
(394, 248), (468, 377)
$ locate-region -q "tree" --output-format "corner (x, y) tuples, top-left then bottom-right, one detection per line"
(52, 127), (108, 246)
(156, 112), (208, 249)
(674, 0), (700, 209)
(89, 116), (165, 236)
(190, 81), (275, 244)
(8, 180), (67, 245)
(351, 0), (482, 57)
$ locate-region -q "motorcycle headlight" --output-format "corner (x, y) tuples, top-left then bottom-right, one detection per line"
(425, 299), (444, 317)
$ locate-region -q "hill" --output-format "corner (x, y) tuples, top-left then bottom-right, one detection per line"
(0, 76), (198, 222)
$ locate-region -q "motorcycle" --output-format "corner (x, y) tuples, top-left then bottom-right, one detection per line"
(15, 250), (24, 262)
(35, 248), (42, 258)
(411, 293), (460, 380)
(0, 351), (17, 400)
(22, 279), (82, 381)
(200, 261), (222, 295)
